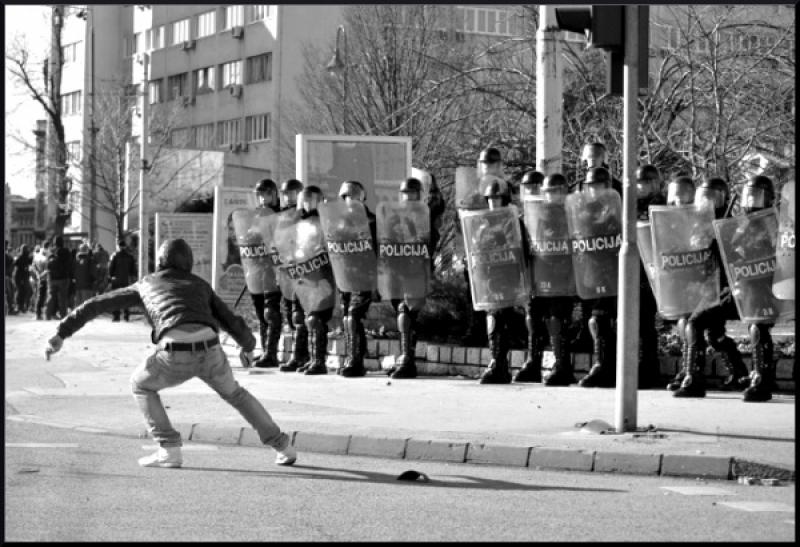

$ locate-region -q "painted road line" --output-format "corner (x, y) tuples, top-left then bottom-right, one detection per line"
(718, 501), (795, 513)
(142, 444), (219, 451)
(661, 486), (737, 496)
(6, 443), (80, 448)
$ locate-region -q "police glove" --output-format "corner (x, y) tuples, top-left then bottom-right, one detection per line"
(45, 335), (63, 361)
(239, 349), (255, 368)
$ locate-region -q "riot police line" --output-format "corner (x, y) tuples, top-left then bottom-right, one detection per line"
(230, 152), (793, 404)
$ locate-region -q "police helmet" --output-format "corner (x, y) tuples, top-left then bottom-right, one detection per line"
(338, 180), (366, 201)
(741, 175), (775, 213)
(297, 186), (324, 212)
(585, 167), (611, 188)
(478, 147), (502, 164)
(399, 177), (423, 194)
(541, 173), (568, 194)
(636, 165), (661, 200)
(582, 142), (607, 167)
(666, 175), (695, 206)
(157, 238), (193, 273)
(280, 178), (303, 194)
(254, 178), (278, 194)
(695, 177), (729, 212)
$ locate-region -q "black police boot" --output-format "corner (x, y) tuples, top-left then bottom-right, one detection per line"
(341, 316), (367, 377)
(714, 336), (749, 391)
(254, 310), (281, 368)
(304, 317), (328, 376)
(543, 317), (576, 386)
(479, 313), (511, 384)
(579, 316), (615, 388)
(667, 318), (688, 391)
(391, 305), (417, 379)
(743, 326), (773, 403)
(280, 324), (309, 372)
(674, 331), (706, 398)
(513, 308), (542, 383)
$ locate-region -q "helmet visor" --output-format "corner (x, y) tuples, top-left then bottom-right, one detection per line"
(281, 189), (298, 208)
(400, 190), (420, 202)
(741, 186), (768, 210)
(667, 183), (694, 205)
(297, 192), (321, 213)
(694, 187), (725, 210)
(521, 184), (541, 198)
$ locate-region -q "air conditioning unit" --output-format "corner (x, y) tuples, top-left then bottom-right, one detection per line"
(229, 84), (243, 98)
(180, 39), (195, 50)
(231, 26), (244, 39)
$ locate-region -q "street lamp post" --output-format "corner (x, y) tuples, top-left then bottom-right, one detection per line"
(326, 25), (348, 133)
(88, 8), (97, 243)
(137, 53), (150, 280)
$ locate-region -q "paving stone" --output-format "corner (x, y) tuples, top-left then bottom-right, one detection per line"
(661, 454), (732, 479)
(594, 451), (661, 475)
(438, 345), (452, 364)
(529, 448), (594, 471)
(510, 350), (525, 368)
(466, 348), (482, 365)
(414, 341), (427, 359)
(190, 424), (242, 445)
(426, 344), (440, 363)
(451, 346), (466, 365)
(294, 431), (350, 454)
(466, 443), (531, 467)
(348, 435), (408, 459)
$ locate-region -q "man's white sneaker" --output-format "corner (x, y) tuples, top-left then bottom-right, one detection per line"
(275, 444), (297, 466)
(138, 446), (183, 468)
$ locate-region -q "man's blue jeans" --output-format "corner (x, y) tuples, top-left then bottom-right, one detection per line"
(130, 344), (289, 450)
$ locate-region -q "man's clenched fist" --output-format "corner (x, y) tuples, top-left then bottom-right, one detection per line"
(45, 335), (64, 360)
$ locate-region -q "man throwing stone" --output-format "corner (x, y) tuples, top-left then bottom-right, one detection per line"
(44, 238), (297, 469)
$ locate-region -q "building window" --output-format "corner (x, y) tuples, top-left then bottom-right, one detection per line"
(246, 5), (269, 23)
(169, 127), (190, 148)
(197, 10), (216, 38)
(224, 5), (244, 29)
(245, 53), (272, 84)
(61, 91), (82, 116)
(459, 7), (513, 36)
(172, 18), (190, 45)
(166, 73), (189, 100)
(245, 114), (271, 142)
(220, 60), (243, 87)
(149, 79), (163, 104)
(193, 123), (216, 149)
(66, 141), (81, 163)
(217, 119), (241, 146)
(62, 42), (79, 64)
(68, 190), (80, 213)
(123, 35), (135, 57)
(132, 32), (143, 54)
(146, 26), (165, 50)
(193, 66), (216, 94)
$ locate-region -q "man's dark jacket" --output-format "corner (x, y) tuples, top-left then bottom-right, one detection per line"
(56, 268), (256, 351)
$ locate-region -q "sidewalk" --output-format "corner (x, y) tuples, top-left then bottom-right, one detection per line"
(5, 314), (795, 482)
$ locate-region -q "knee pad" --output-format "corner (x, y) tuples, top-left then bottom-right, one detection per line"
(292, 309), (305, 328)
(588, 315), (599, 338)
(524, 312), (534, 334)
(748, 323), (760, 346)
(305, 314), (320, 331)
(486, 313), (497, 335)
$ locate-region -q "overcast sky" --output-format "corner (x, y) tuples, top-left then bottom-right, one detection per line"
(5, 5), (50, 199)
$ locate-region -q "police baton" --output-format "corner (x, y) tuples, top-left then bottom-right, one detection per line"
(723, 191), (738, 219)
(232, 283), (248, 310)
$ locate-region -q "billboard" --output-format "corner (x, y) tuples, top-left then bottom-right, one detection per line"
(154, 212), (214, 284)
(295, 134), (412, 211)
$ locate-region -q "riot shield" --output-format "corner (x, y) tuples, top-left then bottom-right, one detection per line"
(564, 188), (622, 299)
(231, 208), (278, 294)
(460, 206), (529, 311)
(772, 181), (794, 301)
(317, 200), (378, 293)
(713, 208), (786, 324)
(649, 204), (720, 320)
(273, 211), (336, 313)
(455, 166), (484, 210)
(376, 201), (430, 308)
(522, 194), (576, 297)
(259, 210), (297, 300)
(636, 221), (657, 295)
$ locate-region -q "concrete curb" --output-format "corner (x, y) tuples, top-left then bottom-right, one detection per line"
(125, 423), (794, 483)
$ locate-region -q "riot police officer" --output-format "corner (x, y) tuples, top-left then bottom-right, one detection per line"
(635, 165), (667, 389)
(581, 142), (623, 195)
(294, 186), (334, 375)
(674, 177), (749, 392)
(576, 167), (621, 388)
(278, 178), (309, 372)
(737, 175), (779, 402)
(516, 172), (577, 385)
(336, 180), (377, 378)
(251, 178), (282, 368)
(386, 177), (429, 379)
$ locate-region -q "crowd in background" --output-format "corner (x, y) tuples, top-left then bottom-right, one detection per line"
(4, 236), (135, 321)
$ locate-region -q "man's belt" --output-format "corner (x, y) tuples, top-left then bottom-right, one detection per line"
(160, 336), (220, 352)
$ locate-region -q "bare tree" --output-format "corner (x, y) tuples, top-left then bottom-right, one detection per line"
(6, 5), (71, 238)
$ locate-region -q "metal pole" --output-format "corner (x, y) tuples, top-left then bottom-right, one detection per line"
(614, 6), (641, 433)
(137, 53), (150, 280)
(535, 6), (563, 174)
(342, 27), (348, 134)
(88, 7), (97, 242)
